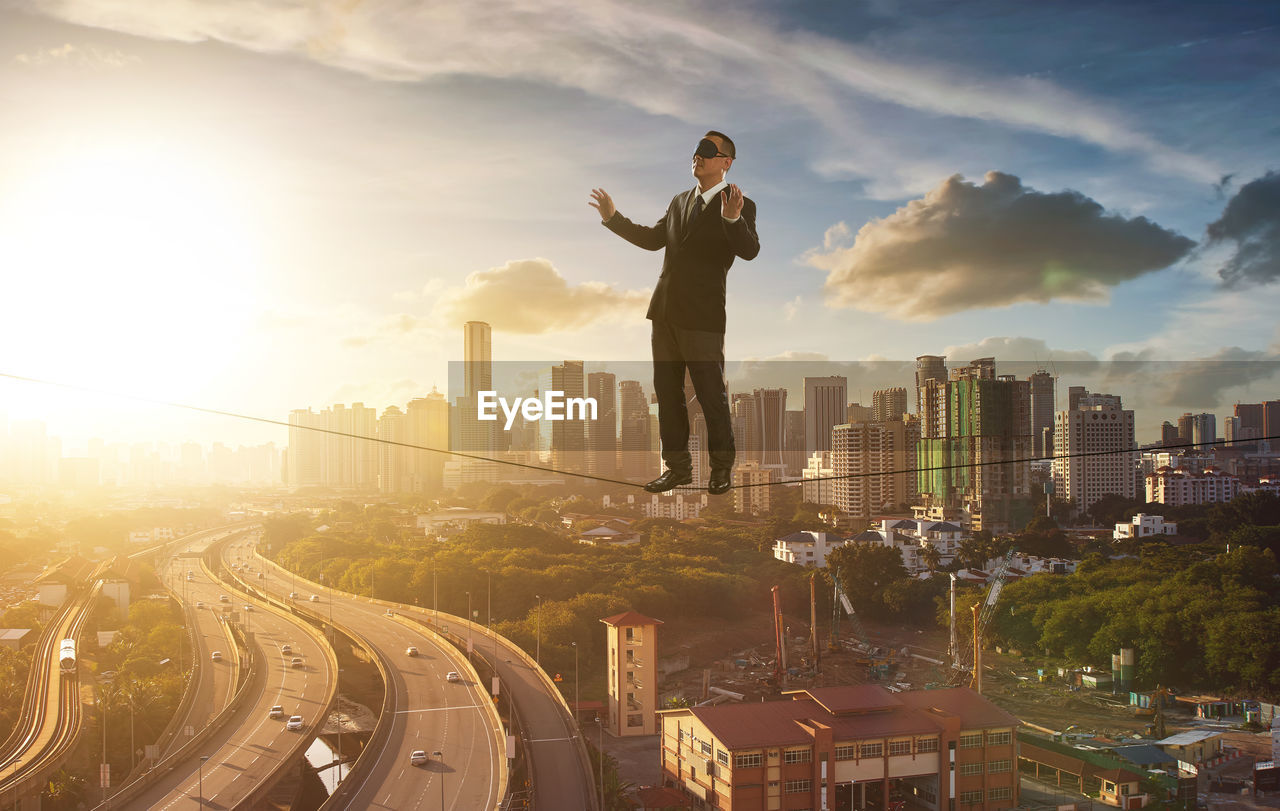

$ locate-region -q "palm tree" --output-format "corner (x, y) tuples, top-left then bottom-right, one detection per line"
(44, 767), (86, 809)
(922, 544), (942, 575)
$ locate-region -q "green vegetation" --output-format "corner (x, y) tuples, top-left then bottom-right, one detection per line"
(986, 543), (1280, 695)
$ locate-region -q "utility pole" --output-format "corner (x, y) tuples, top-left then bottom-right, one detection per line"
(535, 594), (542, 666)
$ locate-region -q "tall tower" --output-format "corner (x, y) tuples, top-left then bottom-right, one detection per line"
(406, 388), (450, 493)
(618, 380), (653, 480)
(601, 610), (662, 736)
(915, 355), (946, 415)
(872, 387), (907, 422)
(537, 361), (586, 471)
(587, 372), (618, 478)
(1028, 370), (1055, 458)
(804, 376), (848, 456)
(1053, 390), (1136, 512)
(458, 322), (496, 457)
(377, 405), (408, 493)
(755, 388), (788, 468)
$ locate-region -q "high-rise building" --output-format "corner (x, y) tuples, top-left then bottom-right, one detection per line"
(732, 460), (773, 515)
(732, 392), (762, 463)
(1052, 391), (1136, 513)
(377, 405), (409, 493)
(287, 408), (326, 487)
(915, 355), (946, 415)
(406, 388), (450, 493)
(587, 372), (618, 479)
(1234, 402), (1264, 438)
(756, 388), (788, 467)
(1028, 370), (1055, 458)
(917, 361), (1033, 532)
(846, 403), (873, 423)
(784, 410), (806, 477)
(802, 451), (834, 506)
(1161, 421), (1180, 447)
(618, 380), (653, 481)
(459, 321), (495, 456)
(832, 417), (920, 519)
(537, 360), (586, 471)
(1067, 386), (1086, 413)
(872, 387), (907, 422)
(1189, 413), (1216, 449)
(1176, 413), (1195, 446)
(805, 376), (847, 456)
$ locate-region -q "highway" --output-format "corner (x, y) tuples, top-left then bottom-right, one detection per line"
(232, 536), (595, 811)
(117, 530), (337, 809)
(225, 534), (507, 811)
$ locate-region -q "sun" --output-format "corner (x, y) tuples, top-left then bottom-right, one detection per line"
(0, 142), (264, 401)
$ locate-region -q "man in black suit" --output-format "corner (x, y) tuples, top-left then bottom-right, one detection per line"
(590, 131), (760, 495)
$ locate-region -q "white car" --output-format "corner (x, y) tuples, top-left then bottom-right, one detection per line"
(269, 705), (284, 719)
(243, 604), (253, 612)
(409, 750), (429, 766)
(406, 646), (419, 657)
(309, 595), (320, 602)
(219, 595), (230, 603)
(385, 609), (395, 617)
(195, 601), (205, 609)
(286, 715), (303, 731)
(446, 671), (461, 683)
(281, 644), (292, 655)
(289, 592), (298, 599)
(211, 651), (223, 662)
(290, 657), (305, 669)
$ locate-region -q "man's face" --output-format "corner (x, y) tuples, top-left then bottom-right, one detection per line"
(692, 135), (732, 184)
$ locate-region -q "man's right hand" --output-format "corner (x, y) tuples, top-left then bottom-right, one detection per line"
(589, 188), (616, 222)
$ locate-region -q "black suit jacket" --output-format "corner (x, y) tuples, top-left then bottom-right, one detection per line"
(603, 187), (759, 334)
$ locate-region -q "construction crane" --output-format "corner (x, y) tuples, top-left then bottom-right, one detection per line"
(828, 566), (893, 680)
(951, 548), (1017, 691)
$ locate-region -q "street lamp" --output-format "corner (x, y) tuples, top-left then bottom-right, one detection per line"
(335, 668), (344, 785)
(466, 591), (472, 661)
(571, 641), (580, 728)
(595, 715), (604, 807)
(198, 755), (209, 807)
(432, 751), (445, 809)
(535, 594), (542, 667)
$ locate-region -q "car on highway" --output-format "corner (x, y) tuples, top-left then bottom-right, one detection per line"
(290, 657), (305, 669)
(281, 644), (292, 655)
(243, 604), (253, 612)
(286, 715), (303, 731)
(406, 646), (419, 657)
(219, 595), (230, 603)
(446, 671), (461, 682)
(409, 750), (429, 766)
(289, 592), (298, 599)
(186, 572), (194, 581)
(385, 609), (395, 617)
(211, 651), (223, 662)
(269, 705), (284, 719)
(309, 594), (320, 602)
(195, 601), (205, 609)
(258, 572), (265, 579)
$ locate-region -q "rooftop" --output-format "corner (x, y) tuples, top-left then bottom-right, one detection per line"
(1157, 729), (1222, 746)
(601, 610), (664, 627)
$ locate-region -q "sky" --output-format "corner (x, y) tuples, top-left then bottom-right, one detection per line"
(0, 0), (1277, 452)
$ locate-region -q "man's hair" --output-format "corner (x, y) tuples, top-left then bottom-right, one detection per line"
(704, 130), (736, 159)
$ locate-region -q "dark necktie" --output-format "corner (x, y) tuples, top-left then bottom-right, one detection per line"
(686, 194), (704, 235)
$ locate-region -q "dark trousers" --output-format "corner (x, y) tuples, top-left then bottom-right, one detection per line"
(651, 319), (735, 474)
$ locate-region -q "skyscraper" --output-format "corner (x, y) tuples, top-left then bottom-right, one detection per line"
(406, 388), (450, 493)
(917, 360), (1033, 532)
(377, 405), (408, 493)
(1052, 391), (1136, 512)
(587, 372), (618, 478)
(784, 410), (806, 476)
(1028, 370), (1055, 458)
(872, 387), (907, 422)
(538, 360), (586, 471)
(915, 355), (946, 416)
(831, 417), (919, 519)
(805, 376), (847, 456)
(619, 380), (653, 480)
(459, 321), (496, 456)
(755, 388), (788, 468)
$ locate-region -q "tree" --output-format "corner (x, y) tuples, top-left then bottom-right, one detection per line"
(922, 544), (942, 574)
(828, 543), (908, 620)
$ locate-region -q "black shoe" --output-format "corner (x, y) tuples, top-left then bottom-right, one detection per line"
(643, 469), (693, 493)
(708, 468), (732, 495)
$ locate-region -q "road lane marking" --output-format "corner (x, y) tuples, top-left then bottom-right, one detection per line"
(395, 705), (481, 715)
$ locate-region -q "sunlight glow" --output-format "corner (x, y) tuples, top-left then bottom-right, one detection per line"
(1, 142), (264, 404)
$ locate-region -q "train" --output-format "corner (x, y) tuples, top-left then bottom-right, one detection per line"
(59, 638), (76, 675)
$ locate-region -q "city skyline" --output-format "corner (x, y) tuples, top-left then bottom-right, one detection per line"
(1, 2), (1278, 450)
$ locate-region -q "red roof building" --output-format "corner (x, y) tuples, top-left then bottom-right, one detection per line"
(657, 685), (1019, 811)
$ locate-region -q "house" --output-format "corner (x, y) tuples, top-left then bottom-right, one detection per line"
(1096, 768), (1148, 808)
(1114, 514), (1177, 542)
(772, 531), (849, 567)
(577, 525), (641, 547)
(415, 508), (505, 538)
(1155, 730), (1222, 766)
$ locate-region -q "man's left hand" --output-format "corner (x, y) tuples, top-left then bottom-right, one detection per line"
(721, 184), (744, 220)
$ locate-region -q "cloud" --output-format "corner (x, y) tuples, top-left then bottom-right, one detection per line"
(12, 42), (140, 69)
(941, 337), (1099, 369)
(809, 171), (1196, 321)
(22, 1), (1219, 187)
(782, 296), (802, 321)
(431, 258), (649, 334)
(1207, 170), (1280, 288)
(1099, 348), (1280, 411)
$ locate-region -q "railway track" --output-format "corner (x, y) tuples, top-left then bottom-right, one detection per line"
(0, 580), (102, 804)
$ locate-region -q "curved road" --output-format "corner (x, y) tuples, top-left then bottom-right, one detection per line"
(225, 534), (505, 811)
